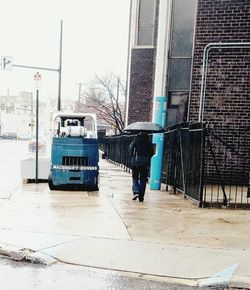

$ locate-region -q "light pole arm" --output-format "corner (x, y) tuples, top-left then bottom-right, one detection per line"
(12, 64), (59, 72)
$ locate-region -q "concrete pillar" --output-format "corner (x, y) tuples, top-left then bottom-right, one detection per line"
(150, 97), (167, 190)
(150, 0), (172, 190)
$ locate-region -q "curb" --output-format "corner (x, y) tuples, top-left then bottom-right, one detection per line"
(1, 242), (250, 288)
(0, 243), (57, 265)
(229, 276), (250, 289)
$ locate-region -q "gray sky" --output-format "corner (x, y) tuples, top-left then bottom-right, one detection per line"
(0, 0), (130, 102)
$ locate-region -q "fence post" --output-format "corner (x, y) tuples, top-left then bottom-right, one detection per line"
(199, 123), (205, 207)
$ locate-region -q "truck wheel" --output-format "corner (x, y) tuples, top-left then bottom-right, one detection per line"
(48, 178), (56, 190)
(92, 182), (99, 191)
(93, 174), (99, 191)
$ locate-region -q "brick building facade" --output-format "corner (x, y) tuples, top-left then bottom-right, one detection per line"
(188, 0), (250, 183)
(127, 0), (160, 124)
(189, 0), (250, 126)
(125, 0), (249, 190)
(126, 0), (249, 128)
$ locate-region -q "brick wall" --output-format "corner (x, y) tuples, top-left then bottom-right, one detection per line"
(189, 0), (250, 123)
(127, 48), (155, 124)
(127, 0), (159, 124)
(189, 0), (250, 184)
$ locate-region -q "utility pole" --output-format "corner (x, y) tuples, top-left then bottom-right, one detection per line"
(76, 83), (83, 113)
(35, 88), (39, 183)
(30, 92), (34, 136)
(78, 83), (82, 113)
(115, 77), (120, 135)
(57, 20), (63, 111)
(34, 72), (41, 184)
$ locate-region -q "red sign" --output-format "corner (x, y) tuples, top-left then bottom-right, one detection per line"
(34, 72), (41, 81)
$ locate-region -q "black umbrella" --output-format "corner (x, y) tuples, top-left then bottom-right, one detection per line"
(123, 122), (165, 133)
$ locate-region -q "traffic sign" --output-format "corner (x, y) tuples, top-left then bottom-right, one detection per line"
(34, 72), (41, 81)
(34, 72), (41, 89)
(1, 56), (13, 71)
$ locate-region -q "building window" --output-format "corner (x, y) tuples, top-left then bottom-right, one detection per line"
(167, 0), (197, 125)
(137, 0), (155, 46)
(167, 92), (189, 125)
(168, 58), (192, 91)
(171, 0), (196, 58)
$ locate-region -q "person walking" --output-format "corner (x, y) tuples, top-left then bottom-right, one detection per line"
(128, 133), (154, 202)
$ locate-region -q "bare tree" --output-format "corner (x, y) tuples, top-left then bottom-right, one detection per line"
(82, 74), (125, 134)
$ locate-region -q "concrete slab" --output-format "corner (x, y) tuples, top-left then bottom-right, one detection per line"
(0, 189), (130, 240)
(0, 228), (82, 251)
(42, 236), (250, 279)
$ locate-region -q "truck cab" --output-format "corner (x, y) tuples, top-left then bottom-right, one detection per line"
(48, 112), (99, 190)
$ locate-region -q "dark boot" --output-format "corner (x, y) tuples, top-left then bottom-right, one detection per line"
(139, 193), (144, 202)
(132, 194), (139, 200)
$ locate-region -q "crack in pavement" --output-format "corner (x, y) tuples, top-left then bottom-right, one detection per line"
(107, 197), (132, 241)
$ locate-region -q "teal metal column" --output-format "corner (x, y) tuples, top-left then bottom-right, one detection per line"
(150, 96), (167, 190)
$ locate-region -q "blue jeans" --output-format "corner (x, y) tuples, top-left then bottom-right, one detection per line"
(132, 166), (148, 200)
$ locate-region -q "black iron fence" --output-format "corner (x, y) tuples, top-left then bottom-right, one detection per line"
(101, 134), (134, 169)
(162, 123), (205, 206)
(202, 124), (250, 208)
(101, 123), (250, 208)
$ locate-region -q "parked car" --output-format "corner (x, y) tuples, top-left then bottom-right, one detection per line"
(28, 138), (47, 153)
(18, 133), (32, 140)
(0, 132), (18, 140)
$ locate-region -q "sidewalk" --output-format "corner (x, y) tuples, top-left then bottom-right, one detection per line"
(0, 158), (250, 288)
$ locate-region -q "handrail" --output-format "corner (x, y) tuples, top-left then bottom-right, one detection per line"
(198, 42), (250, 122)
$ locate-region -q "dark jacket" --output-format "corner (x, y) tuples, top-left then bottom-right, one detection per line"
(128, 135), (154, 167)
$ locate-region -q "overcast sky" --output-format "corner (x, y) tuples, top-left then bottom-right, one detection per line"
(0, 0), (130, 103)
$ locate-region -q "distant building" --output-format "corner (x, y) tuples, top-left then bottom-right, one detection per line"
(0, 91), (50, 137)
(0, 91), (33, 135)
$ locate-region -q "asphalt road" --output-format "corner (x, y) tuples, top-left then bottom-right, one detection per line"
(0, 140), (29, 194)
(0, 258), (219, 290)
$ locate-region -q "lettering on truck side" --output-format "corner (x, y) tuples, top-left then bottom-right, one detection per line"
(52, 165), (98, 170)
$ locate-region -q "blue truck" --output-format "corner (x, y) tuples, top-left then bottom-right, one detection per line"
(48, 113), (99, 190)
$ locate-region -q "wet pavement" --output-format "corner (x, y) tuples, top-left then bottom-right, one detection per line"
(0, 258), (215, 290)
(0, 140), (250, 289)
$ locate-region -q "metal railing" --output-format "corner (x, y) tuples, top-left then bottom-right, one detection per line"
(101, 123), (250, 208)
(203, 124), (250, 208)
(101, 134), (134, 170)
(162, 123), (205, 206)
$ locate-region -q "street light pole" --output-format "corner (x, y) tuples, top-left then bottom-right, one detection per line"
(57, 20), (63, 111)
(34, 72), (41, 184)
(35, 88), (39, 183)
(31, 93), (34, 136)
